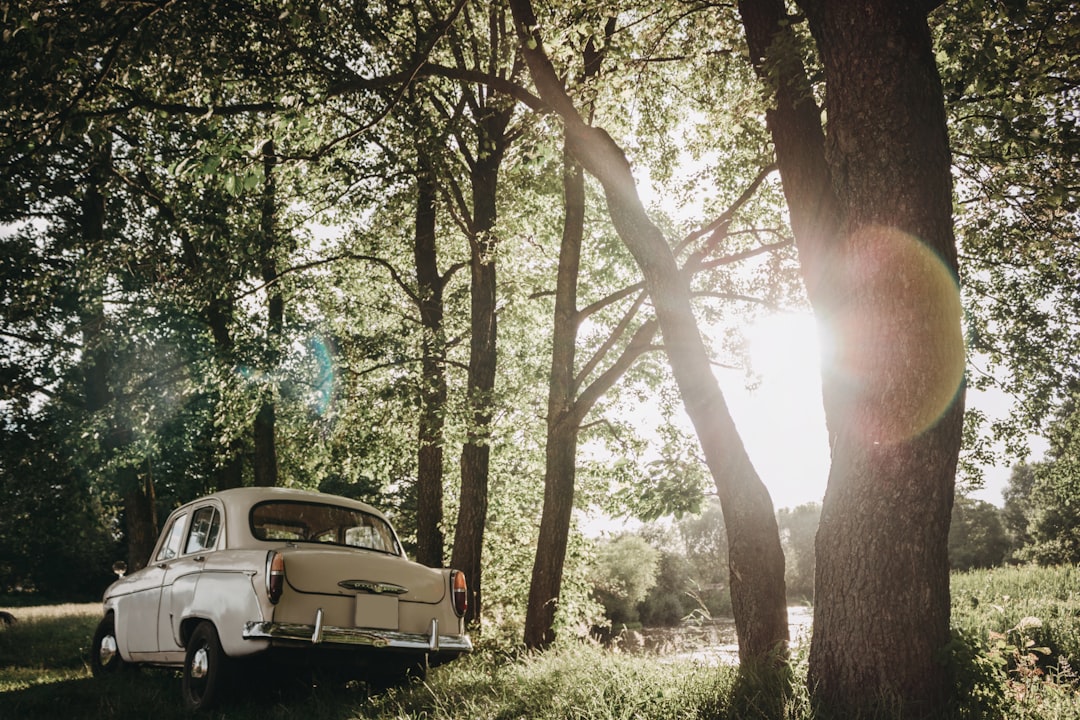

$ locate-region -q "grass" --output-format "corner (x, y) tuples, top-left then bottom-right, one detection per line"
(2, 568), (1079, 719)
(951, 565), (1080, 662)
(948, 566), (1080, 719)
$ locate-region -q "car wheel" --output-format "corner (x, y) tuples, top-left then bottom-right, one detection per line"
(90, 615), (127, 676)
(182, 621), (230, 711)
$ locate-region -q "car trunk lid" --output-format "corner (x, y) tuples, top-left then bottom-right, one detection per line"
(279, 545), (446, 604)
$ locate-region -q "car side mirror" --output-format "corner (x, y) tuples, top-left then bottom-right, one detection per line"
(112, 561), (128, 578)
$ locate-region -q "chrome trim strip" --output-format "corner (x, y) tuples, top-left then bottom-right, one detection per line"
(243, 620), (472, 654)
(311, 608), (324, 644)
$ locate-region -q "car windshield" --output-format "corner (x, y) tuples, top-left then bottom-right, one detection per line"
(250, 501), (401, 555)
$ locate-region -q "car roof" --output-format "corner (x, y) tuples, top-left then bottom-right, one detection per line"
(197, 486), (386, 517)
(166, 487), (393, 549)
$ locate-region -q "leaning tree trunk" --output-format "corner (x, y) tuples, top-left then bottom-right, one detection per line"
(740, 0), (965, 714)
(509, 0), (789, 662)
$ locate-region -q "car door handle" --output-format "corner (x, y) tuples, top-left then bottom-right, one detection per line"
(194, 556), (206, 563)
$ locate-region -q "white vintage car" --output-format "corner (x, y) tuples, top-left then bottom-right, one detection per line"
(89, 487), (471, 710)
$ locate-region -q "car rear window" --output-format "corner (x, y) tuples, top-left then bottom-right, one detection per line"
(249, 500), (401, 555)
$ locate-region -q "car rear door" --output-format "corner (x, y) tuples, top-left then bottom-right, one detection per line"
(157, 503), (223, 656)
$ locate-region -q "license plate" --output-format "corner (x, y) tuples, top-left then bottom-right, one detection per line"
(354, 594), (398, 629)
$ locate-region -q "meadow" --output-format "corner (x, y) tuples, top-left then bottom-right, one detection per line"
(1, 566), (1077, 719)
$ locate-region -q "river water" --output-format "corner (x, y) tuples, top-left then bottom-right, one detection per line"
(618, 605), (814, 665)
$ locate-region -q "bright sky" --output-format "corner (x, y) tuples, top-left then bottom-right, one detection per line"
(624, 156), (1030, 514)
(714, 311), (1027, 511)
(714, 312), (831, 510)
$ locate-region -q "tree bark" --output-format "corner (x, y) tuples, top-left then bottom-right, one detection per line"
(205, 292), (244, 490)
(253, 139), (280, 488)
(523, 145), (585, 649)
(122, 469), (158, 571)
(451, 101), (513, 626)
(509, 0), (789, 662)
(414, 152), (447, 568)
(739, 0), (965, 714)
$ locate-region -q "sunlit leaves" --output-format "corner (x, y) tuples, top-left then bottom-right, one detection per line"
(939, 0), (1080, 459)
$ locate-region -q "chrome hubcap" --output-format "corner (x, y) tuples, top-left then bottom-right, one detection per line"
(190, 646), (209, 679)
(99, 634), (118, 665)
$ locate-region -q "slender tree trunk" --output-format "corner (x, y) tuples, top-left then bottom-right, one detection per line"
(253, 139), (280, 487)
(524, 146), (585, 648)
(451, 106), (512, 625)
(740, 1), (965, 714)
(509, 0), (789, 662)
(80, 140), (159, 569)
(524, 25), (621, 648)
(206, 294), (244, 490)
(414, 153), (447, 568)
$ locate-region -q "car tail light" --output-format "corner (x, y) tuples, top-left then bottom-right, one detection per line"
(266, 551), (285, 604)
(450, 569), (467, 618)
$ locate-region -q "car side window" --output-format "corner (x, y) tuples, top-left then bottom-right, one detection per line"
(184, 506), (221, 555)
(156, 514), (188, 562)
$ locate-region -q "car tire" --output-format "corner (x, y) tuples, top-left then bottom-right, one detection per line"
(90, 614), (127, 676)
(182, 621), (230, 712)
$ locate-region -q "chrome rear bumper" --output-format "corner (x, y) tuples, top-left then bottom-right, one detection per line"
(243, 611), (472, 654)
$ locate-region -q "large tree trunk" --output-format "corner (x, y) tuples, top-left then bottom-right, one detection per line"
(414, 153), (447, 568)
(509, 0), (789, 662)
(739, 0), (965, 714)
(451, 104), (512, 626)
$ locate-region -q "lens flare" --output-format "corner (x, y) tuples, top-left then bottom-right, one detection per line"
(821, 225), (965, 445)
(309, 335), (337, 417)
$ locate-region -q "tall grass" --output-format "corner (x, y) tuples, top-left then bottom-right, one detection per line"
(0, 567), (1077, 719)
(951, 565), (1080, 662)
(948, 566), (1080, 719)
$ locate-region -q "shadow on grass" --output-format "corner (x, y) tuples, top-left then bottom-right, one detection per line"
(1, 667), (398, 720)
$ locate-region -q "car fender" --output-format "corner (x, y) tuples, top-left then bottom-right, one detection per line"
(180, 568), (269, 658)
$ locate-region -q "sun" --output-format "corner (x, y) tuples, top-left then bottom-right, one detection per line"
(716, 312), (831, 510)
